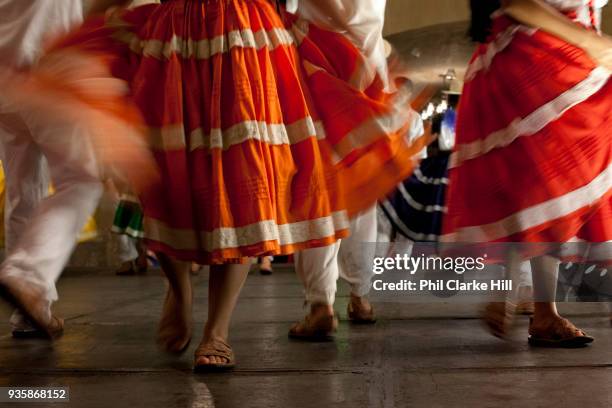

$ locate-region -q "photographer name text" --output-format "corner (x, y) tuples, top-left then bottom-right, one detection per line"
(372, 279), (513, 292)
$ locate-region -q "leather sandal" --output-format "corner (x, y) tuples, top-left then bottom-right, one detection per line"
(289, 312), (338, 341)
(528, 317), (594, 348)
(194, 338), (236, 372)
(347, 300), (377, 324)
(483, 301), (517, 339)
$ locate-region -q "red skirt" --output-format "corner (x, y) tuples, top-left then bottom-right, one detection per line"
(442, 16), (611, 254)
(13, 0), (421, 264)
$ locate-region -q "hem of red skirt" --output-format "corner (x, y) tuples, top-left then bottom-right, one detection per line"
(441, 191), (611, 265)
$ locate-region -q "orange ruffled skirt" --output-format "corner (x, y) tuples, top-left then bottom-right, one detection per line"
(14, 0), (422, 264)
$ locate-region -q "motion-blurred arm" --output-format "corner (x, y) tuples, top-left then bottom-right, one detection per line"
(502, 0), (612, 69)
(295, 0), (353, 32)
(295, 0), (386, 60)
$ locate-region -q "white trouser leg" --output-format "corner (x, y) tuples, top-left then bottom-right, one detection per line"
(518, 261), (533, 288)
(0, 112), (103, 303)
(339, 206), (377, 298)
(1, 114), (52, 331)
(0, 138), (49, 254)
(294, 242), (341, 305)
(117, 235), (139, 263)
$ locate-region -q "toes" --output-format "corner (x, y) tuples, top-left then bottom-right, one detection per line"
(195, 355), (228, 365)
(211, 356), (228, 365)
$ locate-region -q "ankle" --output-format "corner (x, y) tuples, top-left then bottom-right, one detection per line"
(310, 303), (334, 316)
(168, 286), (191, 303)
(532, 312), (562, 327)
(532, 302), (559, 321)
(204, 325), (229, 342)
(350, 294), (370, 304)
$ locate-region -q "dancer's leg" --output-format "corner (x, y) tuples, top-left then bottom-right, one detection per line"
(531, 255), (559, 319)
(195, 263), (250, 366)
(290, 244), (340, 338)
(0, 114), (102, 337)
(115, 235), (140, 275)
(516, 261), (534, 315)
(0, 118), (49, 333)
(156, 252), (192, 353)
(483, 250), (523, 337)
(6, 116), (103, 292)
(1, 127), (49, 254)
(294, 244), (340, 308)
(117, 235), (139, 264)
(339, 207), (377, 322)
(528, 255), (593, 346)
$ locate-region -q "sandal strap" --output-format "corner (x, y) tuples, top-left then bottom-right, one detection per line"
(195, 339), (234, 360)
(290, 313), (337, 336)
(556, 318), (587, 337)
(530, 318), (588, 339)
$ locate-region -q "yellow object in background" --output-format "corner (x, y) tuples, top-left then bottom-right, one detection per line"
(78, 215), (99, 243)
(47, 185), (99, 243)
(0, 161), (98, 248)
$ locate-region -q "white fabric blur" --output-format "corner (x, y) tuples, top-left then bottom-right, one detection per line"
(407, 109), (427, 160)
(518, 261), (533, 288)
(543, 0), (608, 30)
(129, 0), (160, 7)
(0, 0), (87, 331)
(295, 206), (378, 304)
(292, 0), (389, 88)
(0, 111), (103, 303)
(117, 235), (140, 263)
(0, 140), (49, 254)
(0, 0), (82, 68)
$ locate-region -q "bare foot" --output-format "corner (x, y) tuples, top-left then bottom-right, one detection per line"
(157, 285), (192, 353)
